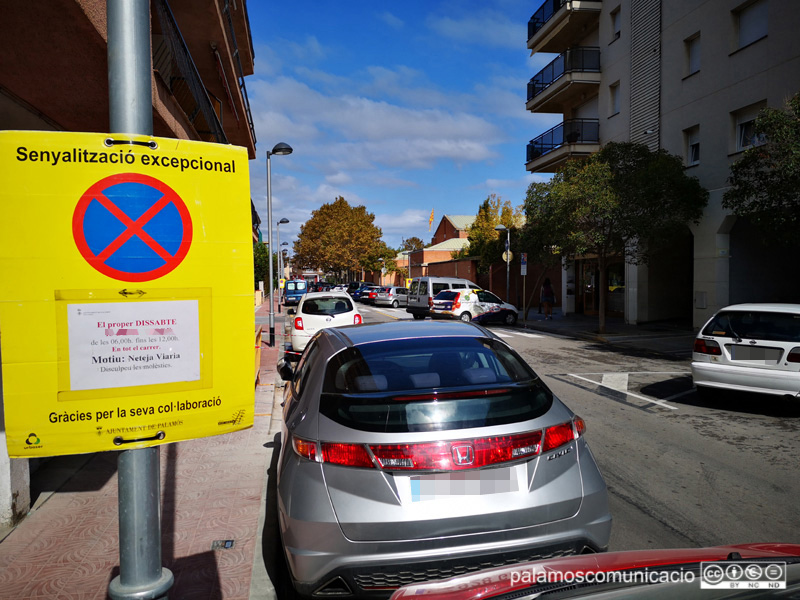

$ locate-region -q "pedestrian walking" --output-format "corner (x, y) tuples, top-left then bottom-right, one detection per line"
(540, 277), (556, 319)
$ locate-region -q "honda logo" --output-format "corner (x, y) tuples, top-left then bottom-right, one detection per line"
(452, 444), (474, 466)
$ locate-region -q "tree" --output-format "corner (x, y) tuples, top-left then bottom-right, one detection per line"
(722, 92), (800, 246)
(523, 143), (708, 332)
(253, 242), (278, 289)
(456, 194), (522, 273)
(292, 196), (384, 277)
(401, 237), (425, 251)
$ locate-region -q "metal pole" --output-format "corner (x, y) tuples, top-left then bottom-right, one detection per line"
(505, 230), (510, 303)
(107, 1), (173, 598)
(276, 224), (282, 314)
(266, 151), (275, 347)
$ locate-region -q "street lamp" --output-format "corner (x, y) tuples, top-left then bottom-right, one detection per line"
(266, 142), (293, 347)
(378, 257), (385, 285)
(276, 218), (289, 313)
(495, 225), (510, 303)
(279, 242), (288, 282)
(402, 251), (412, 280)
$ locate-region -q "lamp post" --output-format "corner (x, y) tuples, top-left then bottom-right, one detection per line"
(495, 225), (510, 302)
(402, 250), (412, 280)
(276, 218), (289, 313)
(266, 143), (293, 347)
(378, 257), (385, 285)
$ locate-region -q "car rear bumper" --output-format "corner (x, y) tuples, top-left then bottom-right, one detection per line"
(691, 360), (800, 396)
(282, 491), (611, 598)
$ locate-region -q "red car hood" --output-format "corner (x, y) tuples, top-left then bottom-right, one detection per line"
(389, 544), (800, 600)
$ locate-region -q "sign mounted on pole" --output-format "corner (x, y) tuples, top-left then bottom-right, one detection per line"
(0, 131), (254, 457)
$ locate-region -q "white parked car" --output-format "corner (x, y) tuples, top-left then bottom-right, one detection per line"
(431, 288), (519, 325)
(287, 291), (363, 355)
(691, 303), (800, 398)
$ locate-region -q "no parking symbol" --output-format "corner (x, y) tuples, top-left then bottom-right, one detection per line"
(72, 173), (192, 282)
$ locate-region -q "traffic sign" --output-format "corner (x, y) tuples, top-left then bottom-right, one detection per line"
(73, 173), (192, 281)
(0, 131), (253, 457)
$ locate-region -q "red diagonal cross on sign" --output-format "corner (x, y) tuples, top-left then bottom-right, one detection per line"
(72, 173), (193, 282)
(93, 190), (174, 263)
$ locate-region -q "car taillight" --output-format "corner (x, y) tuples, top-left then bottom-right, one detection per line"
(292, 418), (585, 471)
(542, 416), (585, 452)
(787, 347), (800, 363)
(293, 317), (304, 330)
(321, 443), (375, 468)
(694, 339), (721, 355)
(428, 296), (434, 308)
(454, 292), (462, 309)
(292, 436), (318, 461)
(354, 314), (362, 325)
(370, 431), (543, 471)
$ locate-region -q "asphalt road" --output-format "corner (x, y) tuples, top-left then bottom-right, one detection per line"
(358, 303), (800, 551)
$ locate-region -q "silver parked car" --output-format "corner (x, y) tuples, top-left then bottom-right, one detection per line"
(374, 286), (408, 308)
(692, 303), (800, 398)
(277, 321), (611, 598)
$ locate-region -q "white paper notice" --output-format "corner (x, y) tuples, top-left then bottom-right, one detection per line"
(67, 300), (201, 391)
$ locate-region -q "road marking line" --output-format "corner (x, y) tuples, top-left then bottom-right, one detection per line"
(601, 372), (629, 391)
(568, 373), (679, 410)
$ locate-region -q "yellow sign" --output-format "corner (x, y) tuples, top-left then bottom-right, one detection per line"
(279, 278), (286, 289)
(0, 131), (254, 457)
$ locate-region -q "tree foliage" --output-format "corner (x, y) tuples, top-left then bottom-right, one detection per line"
(401, 237), (425, 251)
(292, 196), (384, 274)
(253, 242), (277, 290)
(523, 142), (708, 331)
(722, 92), (800, 245)
(457, 194), (522, 273)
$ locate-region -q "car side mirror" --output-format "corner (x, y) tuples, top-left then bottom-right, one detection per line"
(278, 360), (294, 382)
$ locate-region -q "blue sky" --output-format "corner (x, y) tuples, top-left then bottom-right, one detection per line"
(245, 0), (558, 250)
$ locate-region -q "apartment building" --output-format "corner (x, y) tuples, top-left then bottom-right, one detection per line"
(1, 0), (257, 529)
(525, 0), (800, 327)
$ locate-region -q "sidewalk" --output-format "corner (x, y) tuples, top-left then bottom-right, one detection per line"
(0, 299), (284, 600)
(518, 309), (697, 359)
(0, 302), (695, 600)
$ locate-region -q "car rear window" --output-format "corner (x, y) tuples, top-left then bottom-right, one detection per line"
(702, 310), (800, 342)
(319, 337), (552, 433)
(434, 291), (459, 301)
(301, 296), (353, 315)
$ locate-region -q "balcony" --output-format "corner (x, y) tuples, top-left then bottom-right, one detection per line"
(527, 0), (603, 54)
(525, 119), (600, 173)
(527, 47), (600, 113)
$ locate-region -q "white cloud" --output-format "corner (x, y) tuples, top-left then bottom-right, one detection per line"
(426, 10), (520, 49)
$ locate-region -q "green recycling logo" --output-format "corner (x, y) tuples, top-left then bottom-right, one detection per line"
(26, 433), (41, 445)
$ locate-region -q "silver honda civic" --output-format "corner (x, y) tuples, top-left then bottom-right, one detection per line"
(277, 320), (611, 598)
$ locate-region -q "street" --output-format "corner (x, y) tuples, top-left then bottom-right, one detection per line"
(354, 304), (800, 551)
(256, 302), (800, 598)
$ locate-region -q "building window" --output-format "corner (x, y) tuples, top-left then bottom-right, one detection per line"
(733, 102), (766, 152)
(684, 126), (700, 166)
(611, 7), (621, 42)
(735, 0), (768, 49)
(609, 82), (620, 116)
(685, 34), (701, 76)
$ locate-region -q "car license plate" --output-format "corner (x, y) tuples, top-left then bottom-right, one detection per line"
(407, 469), (519, 502)
(728, 345), (782, 364)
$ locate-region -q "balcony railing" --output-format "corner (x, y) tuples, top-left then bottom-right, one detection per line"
(526, 119), (600, 162)
(528, 0), (568, 40)
(527, 47), (600, 101)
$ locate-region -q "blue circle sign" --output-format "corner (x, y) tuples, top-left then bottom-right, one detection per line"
(73, 173), (193, 281)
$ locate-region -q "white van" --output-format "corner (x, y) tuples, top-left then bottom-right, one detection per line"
(406, 276), (479, 319)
